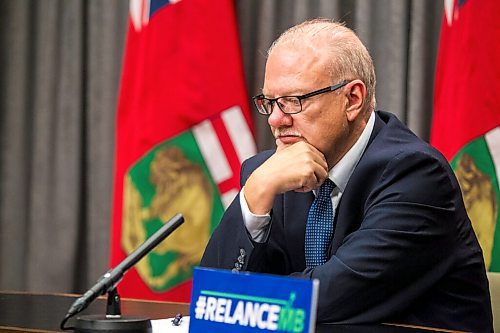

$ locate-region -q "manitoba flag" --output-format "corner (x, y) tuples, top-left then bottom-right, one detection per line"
(110, 0), (256, 302)
(431, 0), (500, 270)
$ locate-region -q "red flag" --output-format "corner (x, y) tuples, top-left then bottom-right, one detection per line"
(110, 0), (256, 302)
(431, 0), (500, 270)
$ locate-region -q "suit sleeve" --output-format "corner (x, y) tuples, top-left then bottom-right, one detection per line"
(200, 151), (278, 272)
(293, 150), (466, 323)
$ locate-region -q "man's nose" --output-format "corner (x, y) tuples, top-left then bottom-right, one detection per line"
(268, 102), (292, 128)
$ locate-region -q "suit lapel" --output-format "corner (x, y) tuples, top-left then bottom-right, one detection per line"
(329, 112), (387, 255)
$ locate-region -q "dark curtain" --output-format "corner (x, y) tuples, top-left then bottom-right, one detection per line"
(0, 0), (443, 294)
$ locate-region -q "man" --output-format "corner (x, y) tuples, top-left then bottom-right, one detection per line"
(200, 19), (492, 332)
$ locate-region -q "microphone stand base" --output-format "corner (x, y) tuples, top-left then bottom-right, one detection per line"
(75, 314), (152, 333)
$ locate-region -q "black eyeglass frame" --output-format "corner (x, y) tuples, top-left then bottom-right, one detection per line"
(252, 80), (351, 115)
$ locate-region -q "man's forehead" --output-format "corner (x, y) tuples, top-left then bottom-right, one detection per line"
(263, 46), (331, 94)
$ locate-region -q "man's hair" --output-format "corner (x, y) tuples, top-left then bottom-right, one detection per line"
(268, 18), (376, 112)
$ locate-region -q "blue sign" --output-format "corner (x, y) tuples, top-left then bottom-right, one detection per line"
(189, 267), (319, 333)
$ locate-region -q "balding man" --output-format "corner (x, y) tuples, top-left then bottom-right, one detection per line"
(201, 19), (492, 332)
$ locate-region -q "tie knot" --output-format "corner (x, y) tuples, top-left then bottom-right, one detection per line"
(318, 179), (335, 198)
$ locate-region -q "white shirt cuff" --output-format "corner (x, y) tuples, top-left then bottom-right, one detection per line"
(239, 186), (271, 242)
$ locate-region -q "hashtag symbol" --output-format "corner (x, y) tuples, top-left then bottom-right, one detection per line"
(195, 296), (206, 319)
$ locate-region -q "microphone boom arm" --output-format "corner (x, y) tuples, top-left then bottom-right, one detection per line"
(61, 213), (184, 326)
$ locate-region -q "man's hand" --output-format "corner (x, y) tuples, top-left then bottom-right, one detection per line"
(244, 142), (328, 214)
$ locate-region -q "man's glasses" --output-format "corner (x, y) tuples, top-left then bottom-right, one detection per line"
(253, 80), (350, 115)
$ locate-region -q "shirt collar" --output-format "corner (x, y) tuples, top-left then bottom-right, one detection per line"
(329, 111), (375, 192)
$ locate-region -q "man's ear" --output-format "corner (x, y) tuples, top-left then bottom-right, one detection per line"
(345, 80), (366, 122)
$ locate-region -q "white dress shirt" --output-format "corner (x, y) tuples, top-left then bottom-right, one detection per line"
(241, 112), (376, 242)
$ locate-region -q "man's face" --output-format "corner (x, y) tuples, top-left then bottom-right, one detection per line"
(263, 44), (350, 168)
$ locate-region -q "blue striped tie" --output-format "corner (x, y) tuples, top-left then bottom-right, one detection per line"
(305, 179), (335, 268)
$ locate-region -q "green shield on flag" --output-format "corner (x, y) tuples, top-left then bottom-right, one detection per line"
(121, 130), (225, 292)
(451, 133), (500, 271)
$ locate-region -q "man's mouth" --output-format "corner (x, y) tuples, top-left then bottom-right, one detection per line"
(279, 138), (303, 147)
(274, 129), (303, 145)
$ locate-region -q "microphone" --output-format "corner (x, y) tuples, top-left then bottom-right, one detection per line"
(61, 213), (184, 329)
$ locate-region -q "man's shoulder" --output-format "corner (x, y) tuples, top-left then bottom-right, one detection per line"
(373, 111), (443, 158)
(356, 111), (455, 192)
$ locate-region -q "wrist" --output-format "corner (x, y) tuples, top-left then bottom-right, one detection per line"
(244, 171), (277, 214)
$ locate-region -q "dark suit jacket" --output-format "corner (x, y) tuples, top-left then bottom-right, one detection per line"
(201, 111), (493, 332)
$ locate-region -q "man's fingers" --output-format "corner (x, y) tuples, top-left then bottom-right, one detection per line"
(256, 140), (330, 194)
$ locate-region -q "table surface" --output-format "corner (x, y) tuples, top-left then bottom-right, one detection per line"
(0, 291), (464, 333)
